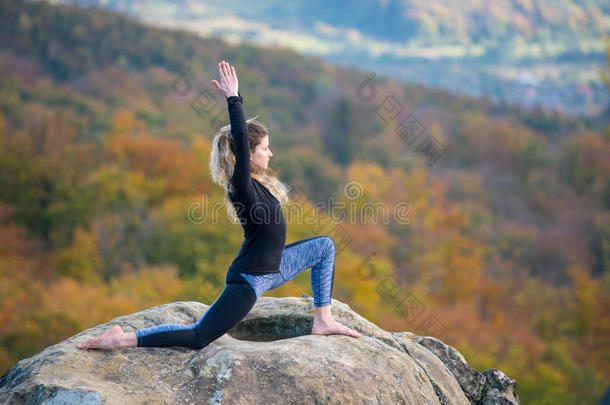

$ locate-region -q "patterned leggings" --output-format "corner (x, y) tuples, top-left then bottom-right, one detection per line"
(135, 236), (336, 349)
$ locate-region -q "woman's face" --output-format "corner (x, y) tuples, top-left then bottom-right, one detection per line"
(250, 135), (273, 171)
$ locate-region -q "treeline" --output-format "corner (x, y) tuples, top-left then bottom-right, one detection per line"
(49, 0), (610, 47)
(0, 0), (609, 403)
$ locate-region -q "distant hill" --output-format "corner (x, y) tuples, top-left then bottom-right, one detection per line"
(2, 1), (610, 401)
(41, 0), (610, 116)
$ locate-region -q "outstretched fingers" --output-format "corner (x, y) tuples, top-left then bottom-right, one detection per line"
(218, 61), (227, 83)
(212, 61), (238, 96)
(222, 61), (237, 85)
(224, 61), (234, 81)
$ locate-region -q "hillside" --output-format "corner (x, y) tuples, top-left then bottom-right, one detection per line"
(1, 0), (609, 402)
(47, 0), (610, 115)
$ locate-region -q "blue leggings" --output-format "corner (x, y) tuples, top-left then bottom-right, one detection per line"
(135, 236), (336, 349)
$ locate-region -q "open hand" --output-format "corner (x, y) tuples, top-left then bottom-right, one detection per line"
(211, 60), (239, 97)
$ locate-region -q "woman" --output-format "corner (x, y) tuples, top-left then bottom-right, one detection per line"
(77, 60), (360, 350)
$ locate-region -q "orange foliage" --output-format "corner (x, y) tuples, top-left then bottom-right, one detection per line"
(105, 111), (211, 195)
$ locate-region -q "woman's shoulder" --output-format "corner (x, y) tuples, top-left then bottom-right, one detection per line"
(229, 177), (257, 199)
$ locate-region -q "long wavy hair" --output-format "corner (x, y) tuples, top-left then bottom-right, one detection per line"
(209, 116), (291, 224)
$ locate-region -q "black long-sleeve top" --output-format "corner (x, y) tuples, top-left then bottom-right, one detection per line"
(226, 92), (287, 275)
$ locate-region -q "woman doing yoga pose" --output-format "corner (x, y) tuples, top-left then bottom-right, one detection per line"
(77, 60), (360, 350)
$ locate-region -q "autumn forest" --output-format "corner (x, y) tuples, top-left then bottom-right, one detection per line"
(0, 0), (609, 403)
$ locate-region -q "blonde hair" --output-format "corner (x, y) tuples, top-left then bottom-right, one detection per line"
(209, 116), (291, 224)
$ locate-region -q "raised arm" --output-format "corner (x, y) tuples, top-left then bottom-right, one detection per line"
(227, 91), (254, 199)
(211, 61), (254, 202)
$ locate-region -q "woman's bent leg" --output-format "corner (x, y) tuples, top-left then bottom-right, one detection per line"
(136, 273), (257, 349)
(278, 236), (336, 307)
(235, 236), (360, 339)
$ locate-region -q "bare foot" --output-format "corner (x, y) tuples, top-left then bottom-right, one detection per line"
(312, 318), (362, 338)
(77, 325), (130, 350)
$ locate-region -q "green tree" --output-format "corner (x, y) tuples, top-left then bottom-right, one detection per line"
(322, 98), (361, 166)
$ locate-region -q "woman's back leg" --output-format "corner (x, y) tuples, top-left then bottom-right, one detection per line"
(136, 273), (257, 349)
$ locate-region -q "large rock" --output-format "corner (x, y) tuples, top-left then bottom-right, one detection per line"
(0, 294), (519, 404)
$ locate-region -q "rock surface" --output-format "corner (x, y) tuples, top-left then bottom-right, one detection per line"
(0, 294), (519, 404)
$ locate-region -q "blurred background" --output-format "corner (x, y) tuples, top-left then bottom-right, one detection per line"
(0, 0), (609, 403)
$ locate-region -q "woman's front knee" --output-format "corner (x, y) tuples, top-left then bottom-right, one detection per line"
(323, 236), (336, 256)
